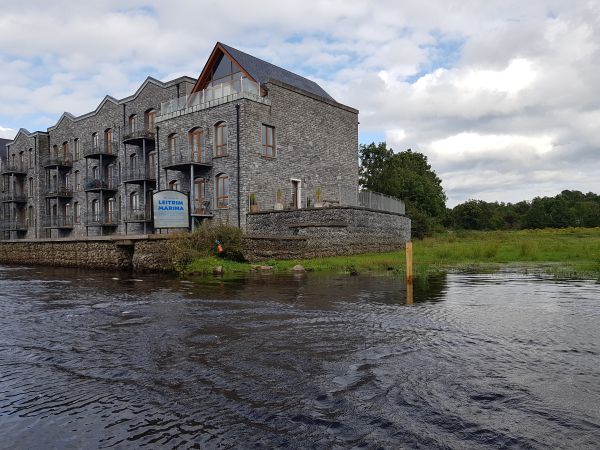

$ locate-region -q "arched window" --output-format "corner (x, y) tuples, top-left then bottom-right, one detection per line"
(73, 171), (80, 191)
(52, 145), (58, 159)
(62, 141), (69, 159)
(129, 114), (137, 133)
(107, 164), (116, 187)
(64, 203), (72, 221)
(147, 151), (157, 179)
(28, 148), (33, 167)
(215, 173), (229, 208)
(189, 128), (206, 162)
(19, 151), (25, 169)
(130, 191), (140, 210)
(104, 128), (113, 154)
(27, 206), (34, 227)
(168, 133), (178, 156)
(92, 166), (99, 180)
(214, 122), (227, 156)
(74, 202), (80, 224)
(130, 153), (137, 170)
(28, 177), (33, 197)
(145, 109), (156, 132)
(169, 180), (180, 191)
(73, 139), (80, 160)
(92, 132), (99, 150)
(106, 198), (116, 223)
(64, 173), (71, 191)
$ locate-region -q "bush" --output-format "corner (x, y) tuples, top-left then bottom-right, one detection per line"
(170, 224), (245, 269)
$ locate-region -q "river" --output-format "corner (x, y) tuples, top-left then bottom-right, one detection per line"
(0, 266), (599, 449)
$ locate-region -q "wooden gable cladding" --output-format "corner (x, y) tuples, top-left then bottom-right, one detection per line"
(191, 42), (256, 94)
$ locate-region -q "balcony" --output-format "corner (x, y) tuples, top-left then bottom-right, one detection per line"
(124, 208), (152, 222)
(122, 166), (157, 184)
(122, 125), (155, 145)
(163, 145), (212, 171)
(84, 177), (119, 192)
(43, 153), (73, 168)
(1, 191), (28, 203)
(191, 199), (212, 217)
(44, 185), (73, 198)
(0, 219), (28, 231)
(160, 76), (260, 116)
(43, 215), (74, 229)
(1, 163), (28, 176)
(85, 212), (120, 227)
(83, 140), (119, 159)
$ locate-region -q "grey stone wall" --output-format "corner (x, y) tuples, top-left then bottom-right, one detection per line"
(244, 206), (411, 261)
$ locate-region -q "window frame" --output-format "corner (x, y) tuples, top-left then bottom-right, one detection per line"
(214, 122), (227, 157)
(215, 173), (229, 209)
(261, 124), (276, 157)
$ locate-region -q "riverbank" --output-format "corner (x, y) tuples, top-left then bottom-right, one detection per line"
(183, 227), (600, 279)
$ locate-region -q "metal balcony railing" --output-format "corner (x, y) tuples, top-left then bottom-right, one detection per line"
(191, 199), (212, 216)
(84, 177), (119, 191)
(43, 153), (73, 168)
(1, 191), (28, 203)
(85, 212), (120, 226)
(43, 215), (74, 228)
(122, 125), (155, 142)
(1, 163), (28, 175)
(125, 208), (152, 222)
(122, 166), (157, 183)
(0, 219), (28, 230)
(165, 144), (212, 167)
(82, 139), (119, 158)
(45, 185), (73, 197)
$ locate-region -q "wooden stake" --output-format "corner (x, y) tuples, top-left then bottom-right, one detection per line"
(406, 241), (414, 304)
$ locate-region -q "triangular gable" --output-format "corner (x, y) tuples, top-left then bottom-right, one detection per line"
(191, 42), (256, 94)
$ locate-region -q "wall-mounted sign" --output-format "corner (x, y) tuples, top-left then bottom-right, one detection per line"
(153, 190), (189, 229)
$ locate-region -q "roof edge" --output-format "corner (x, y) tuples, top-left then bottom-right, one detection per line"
(264, 79), (358, 114)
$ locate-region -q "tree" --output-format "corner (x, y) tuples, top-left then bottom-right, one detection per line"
(360, 143), (447, 238)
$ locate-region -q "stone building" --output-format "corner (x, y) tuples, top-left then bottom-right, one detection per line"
(2, 42), (403, 241)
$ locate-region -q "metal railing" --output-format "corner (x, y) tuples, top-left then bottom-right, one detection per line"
(125, 208), (152, 222)
(0, 219), (28, 230)
(122, 125), (155, 142)
(191, 199), (212, 216)
(165, 144), (212, 166)
(45, 185), (73, 197)
(84, 176), (119, 191)
(43, 153), (73, 167)
(122, 166), (157, 182)
(1, 163), (28, 174)
(43, 215), (74, 228)
(160, 76), (260, 115)
(358, 190), (405, 214)
(85, 212), (120, 226)
(1, 191), (28, 203)
(82, 139), (119, 158)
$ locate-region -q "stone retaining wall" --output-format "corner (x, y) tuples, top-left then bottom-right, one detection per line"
(244, 206), (411, 261)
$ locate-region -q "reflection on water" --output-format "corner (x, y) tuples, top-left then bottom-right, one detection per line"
(0, 266), (599, 448)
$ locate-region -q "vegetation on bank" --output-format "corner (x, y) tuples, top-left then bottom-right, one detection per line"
(178, 227), (600, 280)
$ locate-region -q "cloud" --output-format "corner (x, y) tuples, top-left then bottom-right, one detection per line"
(0, 0), (599, 206)
(0, 126), (17, 139)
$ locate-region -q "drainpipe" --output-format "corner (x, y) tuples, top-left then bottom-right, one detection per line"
(34, 136), (38, 239)
(236, 103), (241, 229)
(155, 126), (160, 191)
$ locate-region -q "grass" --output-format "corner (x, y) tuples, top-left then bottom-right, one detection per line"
(181, 227), (600, 280)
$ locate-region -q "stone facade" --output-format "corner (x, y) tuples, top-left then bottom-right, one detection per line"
(2, 43), (363, 242)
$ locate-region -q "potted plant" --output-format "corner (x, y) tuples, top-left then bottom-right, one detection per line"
(249, 193), (260, 213)
(274, 189), (284, 210)
(314, 186), (323, 208)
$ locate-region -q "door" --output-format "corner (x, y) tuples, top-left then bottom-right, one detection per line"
(147, 152), (156, 179)
(291, 180), (301, 209)
(194, 178), (206, 213)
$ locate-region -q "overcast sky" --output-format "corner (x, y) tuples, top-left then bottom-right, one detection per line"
(1, 0), (599, 206)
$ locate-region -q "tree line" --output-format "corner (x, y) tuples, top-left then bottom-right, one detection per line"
(360, 142), (600, 237)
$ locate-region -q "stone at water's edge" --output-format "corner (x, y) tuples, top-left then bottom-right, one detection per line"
(213, 266), (224, 276)
(292, 264), (306, 273)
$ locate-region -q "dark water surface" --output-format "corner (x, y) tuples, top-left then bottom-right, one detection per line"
(0, 266), (599, 449)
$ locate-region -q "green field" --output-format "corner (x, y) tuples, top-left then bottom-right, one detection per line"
(183, 227), (600, 279)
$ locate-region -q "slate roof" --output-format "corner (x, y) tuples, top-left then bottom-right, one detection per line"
(0, 138), (10, 161)
(219, 43), (335, 102)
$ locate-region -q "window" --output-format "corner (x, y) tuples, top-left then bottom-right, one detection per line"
(129, 114), (137, 133)
(52, 145), (58, 159)
(148, 151), (157, 179)
(19, 152), (26, 169)
(91, 199), (99, 221)
(261, 124), (275, 157)
(92, 133), (99, 150)
(168, 134), (178, 155)
(130, 153), (138, 170)
(107, 164), (116, 187)
(130, 191), (140, 210)
(64, 203), (72, 221)
(28, 148), (33, 167)
(74, 202), (80, 224)
(194, 178), (206, 213)
(106, 198), (116, 223)
(74, 171), (80, 191)
(169, 180), (180, 191)
(74, 139), (80, 160)
(214, 122), (227, 156)
(27, 206), (34, 227)
(92, 166), (99, 180)
(62, 141), (69, 159)
(189, 128), (206, 162)
(145, 110), (156, 132)
(104, 129), (113, 154)
(28, 178), (33, 197)
(64, 173), (71, 191)
(215, 173), (229, 208)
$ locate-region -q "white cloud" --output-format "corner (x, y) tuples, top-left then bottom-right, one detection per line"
(0, 126), (17, 139)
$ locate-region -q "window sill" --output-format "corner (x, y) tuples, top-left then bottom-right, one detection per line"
(213, 154), (229, 159)
(258, 153), (277, 159)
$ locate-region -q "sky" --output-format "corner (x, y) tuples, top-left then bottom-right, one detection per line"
(1, 0), (599, 206)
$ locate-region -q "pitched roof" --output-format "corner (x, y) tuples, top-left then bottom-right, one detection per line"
(217, 43), (335, 101)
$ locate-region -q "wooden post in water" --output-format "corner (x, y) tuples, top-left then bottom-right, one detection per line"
(406, 241), (414, 304)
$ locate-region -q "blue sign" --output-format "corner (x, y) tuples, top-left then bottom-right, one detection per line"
(153, 190), (189, 228)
